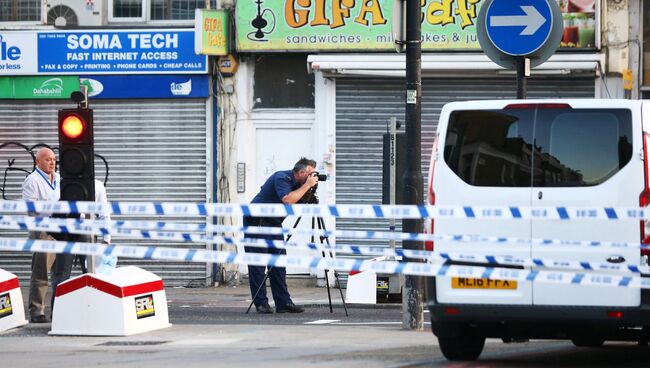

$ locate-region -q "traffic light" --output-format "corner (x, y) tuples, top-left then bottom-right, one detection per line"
(58, 108), (94, 201)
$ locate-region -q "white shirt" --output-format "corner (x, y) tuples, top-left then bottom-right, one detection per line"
(21, 171), (111, 243)
(22, 167), (60, 202)
(94, 179), (111, 244)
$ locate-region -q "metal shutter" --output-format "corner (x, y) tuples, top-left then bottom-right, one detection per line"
(0, 99), (208, 286)
(335, 76), (596, 265)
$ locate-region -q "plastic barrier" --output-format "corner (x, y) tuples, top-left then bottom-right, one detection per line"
(0, 268), (27, 332)
(345, 256), (386, 304)
(50, 266), (171, 336)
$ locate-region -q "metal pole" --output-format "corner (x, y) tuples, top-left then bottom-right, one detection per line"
(516, 57), (527, 99)
(389, 117), (396, 254)
(402, 0), (424, 331)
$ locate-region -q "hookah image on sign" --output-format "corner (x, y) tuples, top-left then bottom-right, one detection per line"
(248, 0), (276, 42)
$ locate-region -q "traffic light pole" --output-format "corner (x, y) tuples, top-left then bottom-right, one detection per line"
(402, 0), (424, 331)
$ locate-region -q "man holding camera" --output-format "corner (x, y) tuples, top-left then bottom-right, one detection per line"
(244, 157), (319, 314)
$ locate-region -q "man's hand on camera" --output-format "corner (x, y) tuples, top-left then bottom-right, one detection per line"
(306, 172), (319, 188)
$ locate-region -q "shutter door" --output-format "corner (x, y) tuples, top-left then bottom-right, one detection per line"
(335, 76), (595, 272)
(0, 99), (208, 286)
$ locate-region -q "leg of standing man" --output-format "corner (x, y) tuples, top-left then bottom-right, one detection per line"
(28, 231), (56, 323)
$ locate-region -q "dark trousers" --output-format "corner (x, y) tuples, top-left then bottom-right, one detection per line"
(244, 217), (292, 308)
(50, 235), (91, 314)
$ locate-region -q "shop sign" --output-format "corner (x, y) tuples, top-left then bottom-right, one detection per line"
(235, 0), (597, 52)
(80, 75), (210, 99)
(0, 76), (80, 99)
(0, 32), (38, 74)
(0, 30), (207, 75)
(194, 9), (229, 56)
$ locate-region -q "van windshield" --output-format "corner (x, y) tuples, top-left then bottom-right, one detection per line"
(443, 107), (633, 187)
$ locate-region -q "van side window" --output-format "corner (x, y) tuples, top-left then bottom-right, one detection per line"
(533, 109), (633, 187)
(444, 110), (534, 187)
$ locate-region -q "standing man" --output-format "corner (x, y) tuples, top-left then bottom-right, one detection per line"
(244, 157), (319, 314)
(22, 147), (59, 323)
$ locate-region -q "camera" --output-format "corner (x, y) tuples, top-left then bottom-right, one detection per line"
(312, 172), (327, 181)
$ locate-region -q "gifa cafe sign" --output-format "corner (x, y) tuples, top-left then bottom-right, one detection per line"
(235, 0), (597, 52)
(194, 9), (229, 56)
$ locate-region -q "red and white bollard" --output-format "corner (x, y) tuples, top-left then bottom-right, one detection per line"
(50, 266), (171, 336)
(0, 268), (28, 332)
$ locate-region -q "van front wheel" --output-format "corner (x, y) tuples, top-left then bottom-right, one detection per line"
(437, 323), (485, 361)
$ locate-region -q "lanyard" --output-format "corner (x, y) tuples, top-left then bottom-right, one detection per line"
(35, 168), (57, 191)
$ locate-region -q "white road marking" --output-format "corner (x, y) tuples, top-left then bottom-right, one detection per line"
(333, 322), (401, 325)
(305, 319), (340, 325)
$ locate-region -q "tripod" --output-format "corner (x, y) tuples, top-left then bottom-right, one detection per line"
(245, 192), (348, 316)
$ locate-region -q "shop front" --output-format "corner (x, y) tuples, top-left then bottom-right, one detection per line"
(0, 29), (212, 286)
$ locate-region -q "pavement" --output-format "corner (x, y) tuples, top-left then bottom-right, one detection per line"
(163, 283), (401, 311)
(16, 281), (400, 320)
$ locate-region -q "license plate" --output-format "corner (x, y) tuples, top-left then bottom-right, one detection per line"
(451, 277), (517, 290)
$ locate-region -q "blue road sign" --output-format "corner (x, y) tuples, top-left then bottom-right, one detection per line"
(485, 0), (553, 56)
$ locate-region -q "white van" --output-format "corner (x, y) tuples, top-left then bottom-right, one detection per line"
(426, 100), (650, 360)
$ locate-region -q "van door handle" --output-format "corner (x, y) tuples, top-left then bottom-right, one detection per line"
(537, 191), (543, 200)
(606, 256), (626, 264)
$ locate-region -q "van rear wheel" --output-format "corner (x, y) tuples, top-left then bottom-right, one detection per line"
(437, 323), (485, 361)
(571, 337), (605, 347)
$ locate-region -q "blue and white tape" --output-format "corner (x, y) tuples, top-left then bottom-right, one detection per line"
(4, 200), (650, 220)
(3, 214), (650, 254)
(2, 217), (650, 276)
(1, 236), (650, 289)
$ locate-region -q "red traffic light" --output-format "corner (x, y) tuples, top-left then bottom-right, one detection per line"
(61, 114), (85, 140)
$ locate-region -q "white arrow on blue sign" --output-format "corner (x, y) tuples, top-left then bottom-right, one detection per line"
(486, 0), (553, 56)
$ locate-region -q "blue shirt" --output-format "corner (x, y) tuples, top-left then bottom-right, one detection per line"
(249, 170), (298, 227)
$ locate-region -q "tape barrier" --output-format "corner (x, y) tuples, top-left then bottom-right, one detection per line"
(2, 217), (649, 276)
(4, 200), (650, 220)
(1, 236), (650, 289)
(3, 214), (650, 253)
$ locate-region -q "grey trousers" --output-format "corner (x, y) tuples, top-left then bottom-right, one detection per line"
(28, 232), (56, 318)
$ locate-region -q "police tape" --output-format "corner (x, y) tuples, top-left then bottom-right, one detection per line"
(2, 217), (650, 276)
(1, 236), (650, 289)
(3, 214), (650, 253)
(4, 200), (650, 220)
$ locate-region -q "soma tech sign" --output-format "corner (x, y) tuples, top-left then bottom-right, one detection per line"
(0, 30), (207, 75)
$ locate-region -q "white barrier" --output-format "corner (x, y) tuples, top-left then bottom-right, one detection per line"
(345, 257), (386, 304)
(0, 268), (27, 332)
(50, 266), (171, 336)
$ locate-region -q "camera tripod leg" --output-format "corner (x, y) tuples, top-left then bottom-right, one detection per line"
(314, 217), (334, 313)
(246, 271), (271, 314)
(317, 217), (349, 317)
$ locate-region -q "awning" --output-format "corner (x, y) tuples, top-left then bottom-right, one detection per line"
(308, 53), (605, 77)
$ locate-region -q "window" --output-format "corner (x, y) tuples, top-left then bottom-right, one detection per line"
(444, 110), (535, 187)
(110, 0), (145, 21)
(109, 0), (216, 22)
(151, 0), (206, 20)
(253, 55), (315, 109)
(0, 0), (40, 22)
(533, 109), (632, 187)
(444, 108), (632, 187)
